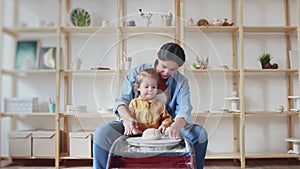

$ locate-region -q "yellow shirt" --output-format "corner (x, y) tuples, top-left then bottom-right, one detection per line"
(128, 96), (173, 132)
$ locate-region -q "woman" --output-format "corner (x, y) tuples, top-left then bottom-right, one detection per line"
(93, 42), (208, 169)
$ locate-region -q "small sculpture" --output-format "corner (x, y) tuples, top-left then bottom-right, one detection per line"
(222, 18), (234, 26)
(43, 48), (55, 69)
(187, 18), (194, 26)
(211, 17), (222, 26)
(197, 19), (209, 26)
(139, 9), (153, 26)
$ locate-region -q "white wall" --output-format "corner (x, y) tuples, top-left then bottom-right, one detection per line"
(1, 0), (299, 155)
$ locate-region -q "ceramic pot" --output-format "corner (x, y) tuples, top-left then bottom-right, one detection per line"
(261, 61), (271, 69)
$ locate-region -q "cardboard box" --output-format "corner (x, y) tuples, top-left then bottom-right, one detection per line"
(69, 131), (93, 158)
(8, 131), (32, 157)
(32, 130), (57, 157)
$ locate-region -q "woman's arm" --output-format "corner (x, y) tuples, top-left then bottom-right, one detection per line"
(173, 75), (193, 124)
(165, 73), (192, 139)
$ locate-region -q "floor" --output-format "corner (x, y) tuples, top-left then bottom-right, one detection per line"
(0, 159), (300, 169)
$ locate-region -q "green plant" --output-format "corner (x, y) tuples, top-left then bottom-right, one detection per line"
(257, 53), (271, 63)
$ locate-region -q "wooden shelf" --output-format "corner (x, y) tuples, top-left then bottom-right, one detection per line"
(185, 26), (239, 33)
(63, 112), (116, 119)
(2, 26), (57, 36)
(206, 152), (300, 159)
(191, 111), (240, 116)
(206, 152), (241, 159)
(186, 69), (298, 74)
(245, 152), (300, 159)
(61, 27), (117, 34)
(245, 111), (299, 115)
(243, 26), (297, 33)
(120, 26), (176, 33)
(187, 69), (240, 73)
(64, 69), (116, 74)
(244, 69), (297, 73)
(0, 155), (10, 160)
(0, 112), (58, 116)
(1, 69), (56, 75)
(60, 154), (93, 160)
(10, 156), (55, 160)
(191, 111), (299, 116)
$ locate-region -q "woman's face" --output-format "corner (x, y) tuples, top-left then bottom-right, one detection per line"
(156, 59), (179, 80)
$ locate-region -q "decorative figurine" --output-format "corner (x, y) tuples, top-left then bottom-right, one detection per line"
(222, 18), (234, 26)
(187, 18), (194, 26)
(139, 9), (153, 27)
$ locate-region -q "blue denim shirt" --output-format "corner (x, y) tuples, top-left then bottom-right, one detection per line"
(114, 63), (193, 124)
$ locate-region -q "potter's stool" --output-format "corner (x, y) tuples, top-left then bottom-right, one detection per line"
(106, 135), (196, 169)
(285, 138), (300, 154)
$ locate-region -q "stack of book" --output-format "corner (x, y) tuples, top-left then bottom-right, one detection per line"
(66, 105), (87, 113)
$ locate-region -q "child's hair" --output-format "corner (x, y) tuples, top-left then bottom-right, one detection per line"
(135, 68), (160, 89)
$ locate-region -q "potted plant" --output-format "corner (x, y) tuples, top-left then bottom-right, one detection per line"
(257, 53), (279, 69)
(258, 53), (272, 69)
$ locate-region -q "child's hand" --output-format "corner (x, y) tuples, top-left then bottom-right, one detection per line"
(158, 124), (168, 134)
(132, 128), (142, 135)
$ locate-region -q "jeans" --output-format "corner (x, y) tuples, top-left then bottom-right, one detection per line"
(93, 121), (208, 169)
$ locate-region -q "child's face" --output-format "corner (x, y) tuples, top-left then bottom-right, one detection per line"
(138, 77), (158, 100)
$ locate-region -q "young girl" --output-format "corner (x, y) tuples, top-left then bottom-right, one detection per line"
(125, 68), (172, 135)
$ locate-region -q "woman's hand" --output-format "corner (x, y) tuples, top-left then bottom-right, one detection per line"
(165, 123), (181, 140)
(165, 117), (187, 140)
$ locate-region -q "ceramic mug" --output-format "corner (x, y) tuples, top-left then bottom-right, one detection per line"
(125, 20), (136, 27)
(48, 103), (56, 113)
(102, 20), (109, 27)
(71, 58), (82, 70)
(124, 61), (131, 70)
(162, 18), (172, 26)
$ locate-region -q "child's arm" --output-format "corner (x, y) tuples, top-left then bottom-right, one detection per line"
(123, 101), (138, 135)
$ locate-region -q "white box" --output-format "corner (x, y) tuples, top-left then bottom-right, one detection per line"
(32, 130), (57, 157)
(8, 131), (33, 157)
(69, 131), (93, 158)
(4, 97), (38, 113)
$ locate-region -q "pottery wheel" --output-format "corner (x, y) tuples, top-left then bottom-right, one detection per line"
(126, 136), (181, 147)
